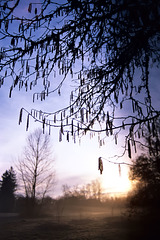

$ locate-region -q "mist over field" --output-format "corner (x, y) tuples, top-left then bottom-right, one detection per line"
(0, 195), (159, 240)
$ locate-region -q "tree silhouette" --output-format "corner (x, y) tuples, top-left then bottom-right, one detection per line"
(17, 128), (56, 207)
(0, 167), (17, 212)
(0, 0), (160, 155)
(129, 154), (160, 209)
(129, 121), (160, 209)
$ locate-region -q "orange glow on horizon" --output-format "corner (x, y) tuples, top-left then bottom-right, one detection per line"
(100, 162), (132, 195)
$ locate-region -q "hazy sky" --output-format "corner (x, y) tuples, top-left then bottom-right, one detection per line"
(0, 69), (132, 197)
(0, 79), (132, 197)
(1, 0), (160, 198)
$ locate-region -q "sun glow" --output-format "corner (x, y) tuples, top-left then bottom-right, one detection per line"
(101, 163), (132, 195)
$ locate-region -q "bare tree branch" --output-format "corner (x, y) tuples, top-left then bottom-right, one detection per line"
(0, 0), (160, 157)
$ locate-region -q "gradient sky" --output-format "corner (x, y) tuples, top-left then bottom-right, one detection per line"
(0, 0), (160, 198)
(0, 79), (132, 197)
(0, 67), (134, 197)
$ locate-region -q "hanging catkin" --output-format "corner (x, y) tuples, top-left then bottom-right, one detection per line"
(86, 110), (88, 122)
(133, 140), (137, 153)
(49, 122), (51, 135)
(66, 116), (68, 125)
(115, 135), (117, 144)
(9, 86), (13, 98)
(19, 108), (23, 125)
(109, 120), (113, 135)
(63, 110), (66, 118)
(106, 121), (109, 136)
(128, 140), (131, 158)
(59, 130), (62, 142)
(98, 157), (103, 174)
(80, 108), (84, 122)
(71, 119), (74, 135)
(43, 118), (45, 134)
(67, 131), (69, 142)
(28, 3), (32, 13)
(33, 93), (35, 102)
(54, 114), (56, 123)
(61, 121), (63, 134)
(107, 111), (109, 123)
(73, 133), (76, 143)
(26, 114), (30, 131)
(77, 122), (80, 135)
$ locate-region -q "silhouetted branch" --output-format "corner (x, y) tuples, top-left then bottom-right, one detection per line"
(0, 0), (160, 153)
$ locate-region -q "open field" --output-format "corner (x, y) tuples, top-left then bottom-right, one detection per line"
(0, 210), (160, 240)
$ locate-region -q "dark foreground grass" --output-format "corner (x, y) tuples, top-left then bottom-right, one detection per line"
(0, 213), (159, 240)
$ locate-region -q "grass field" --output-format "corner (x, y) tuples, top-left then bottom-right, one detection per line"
(0, 209), (159, 240)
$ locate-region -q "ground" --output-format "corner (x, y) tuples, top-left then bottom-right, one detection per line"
(0, 211), (159, 240)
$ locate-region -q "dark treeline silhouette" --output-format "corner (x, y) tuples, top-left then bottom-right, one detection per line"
(52, 183), (126, 219)
(23, 182), (126, 218)
(0, 172), (126, 217)
(0, 167), (17, 212)
(127, 120), (160, 216)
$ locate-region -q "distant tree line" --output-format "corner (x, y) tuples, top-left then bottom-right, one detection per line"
(1, 125), (160, 216)
(0, 165), (126, 217)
